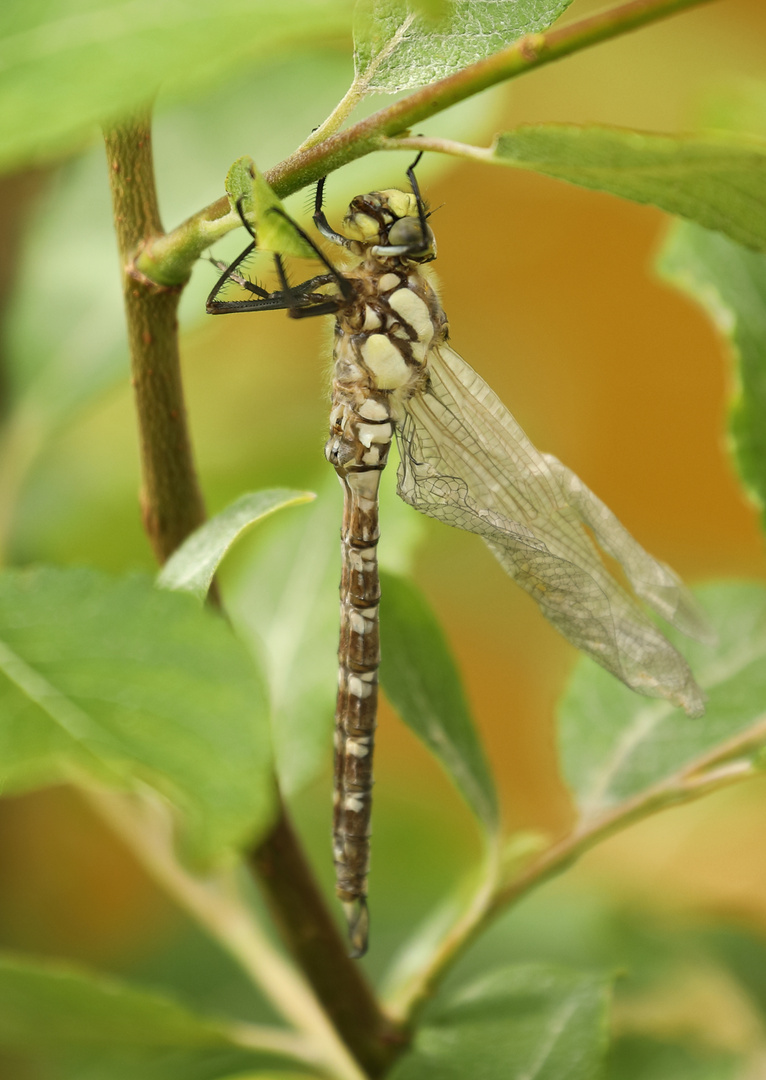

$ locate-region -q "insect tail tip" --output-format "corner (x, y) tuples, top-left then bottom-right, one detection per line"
(343, 898), (369, 958)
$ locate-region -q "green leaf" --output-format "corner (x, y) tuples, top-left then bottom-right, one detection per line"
(224, 483), (341, 795)
(0, 0), (355, 174)
(32, 1049), (270, 1080)
(0, 953), (233, 1050)
(379, 571), (498, 831)
(354, 0), (573, 94)
(212, 1075), (317, 1080)
(493, 125), (766, 252)
(559, 583), (766, 819)
(158, 490), (315, 601)
(225, 158), (316, 260)
(694, 82), (766, 141)
(0, 566), (273, 865)
(606, 1036), (741, 1080)
(0, 953), (318, 1073)
(657, 221), (766, 526)
(225, 474), (427, 795)
(389, 964), (612, 1080)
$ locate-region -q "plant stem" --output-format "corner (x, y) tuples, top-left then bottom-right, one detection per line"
(138, 0), (718, 282)
(250, 797), (406, 1076)
(103, 111), (207, 564)
(103, 111), (400, 1074)
(222, 1020), (322, 1063)
(387, 714), (766, 1023)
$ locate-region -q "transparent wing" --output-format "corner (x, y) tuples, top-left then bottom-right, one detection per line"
(395, 343), (709, 717)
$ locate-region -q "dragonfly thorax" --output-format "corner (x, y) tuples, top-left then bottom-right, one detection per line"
(332, 265), (444, 396)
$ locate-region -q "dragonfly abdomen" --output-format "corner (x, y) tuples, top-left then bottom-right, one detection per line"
(326, 259), (444, 956)
(327, 394), (391, 959)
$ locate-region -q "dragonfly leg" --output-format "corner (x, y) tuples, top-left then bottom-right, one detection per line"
(272, 253), (344, 320)
(313, 176), (354, 250)
(268, 206), (353, 305)
(206, 239), (261, 310)
(406, 151), (430, 245)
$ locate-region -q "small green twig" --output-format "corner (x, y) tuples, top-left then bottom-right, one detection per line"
(294, 82), (367, 155)
(220, 1021), (318, 1064)
(387, 715), (766, 1024)
(378, 133), (493, 163)
(136, 0), (718, 284)
(293, 9), (418, 152)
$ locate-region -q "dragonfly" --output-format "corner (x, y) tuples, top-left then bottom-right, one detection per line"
(207, 155), (709, 957)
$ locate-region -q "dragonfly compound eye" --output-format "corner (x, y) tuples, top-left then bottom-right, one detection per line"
(387, 216), (434, 257)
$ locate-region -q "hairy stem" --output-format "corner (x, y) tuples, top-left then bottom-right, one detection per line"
(138, 0), (718, 283)
(103, 112), (207, 563)
(387, 715), (766, 1023)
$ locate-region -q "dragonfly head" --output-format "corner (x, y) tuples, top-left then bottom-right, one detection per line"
(343, 189), (436, 262)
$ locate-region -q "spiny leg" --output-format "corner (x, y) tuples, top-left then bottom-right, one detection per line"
(406, 150), (428, 237)
(272, 253), (344, 320)
(268, 205), (354, 306)
(206, 238), (268, 311)
(207, 195), (346, 317)
(313, 177), (355, 250)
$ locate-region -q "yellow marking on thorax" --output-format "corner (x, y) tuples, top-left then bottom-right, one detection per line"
(388, 288), (434, 345)
(378, 273), (401, 293)
(363, 306), (382, 331)
(357, 422), (393, 447)
(361, 334), (409, 389)
(357, 399), (390, 421)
